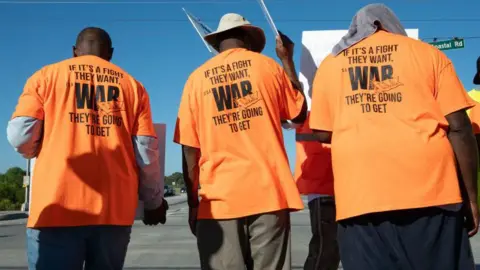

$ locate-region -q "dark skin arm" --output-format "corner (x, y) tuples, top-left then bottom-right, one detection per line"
(182, 145), (201, 236)
(281, 57), (307, 124)
(182, 145), (200, 208)
(476, 134), (480, 161)
(311, 130), (332, 144)
(276, 33), (307, 124)
(446, 110), (478, 203)
(281, 57), (302, 92)
(446, 110), (479, 236)
(296, 133), (323, 142)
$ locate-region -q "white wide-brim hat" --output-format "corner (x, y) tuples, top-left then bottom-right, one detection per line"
(204, 13), (266, 53)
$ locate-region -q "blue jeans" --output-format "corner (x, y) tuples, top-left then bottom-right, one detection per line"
(27, 225), (132, 270)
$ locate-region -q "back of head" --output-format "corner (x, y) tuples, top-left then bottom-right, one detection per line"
(73, 27), (113, 61)
(216, 27), (249, 51)
(357, 3), (407, 36)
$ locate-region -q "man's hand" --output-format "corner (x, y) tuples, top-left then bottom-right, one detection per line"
(275, 31), (294, 61)
(188, 206), (198, 236)
(143, 198), (169, 226)
(466, 201), (480, 237)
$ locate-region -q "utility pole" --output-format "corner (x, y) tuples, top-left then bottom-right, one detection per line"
(21, 159), (30, 212)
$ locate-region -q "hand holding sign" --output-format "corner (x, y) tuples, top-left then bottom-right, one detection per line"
(276, 31), (295, 61)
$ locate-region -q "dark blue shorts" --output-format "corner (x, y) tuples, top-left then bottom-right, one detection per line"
(337, 206), (475, 270)
(27, 225), (131, 270)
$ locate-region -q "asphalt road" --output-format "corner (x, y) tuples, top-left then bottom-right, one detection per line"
(1, 195), (480, 270)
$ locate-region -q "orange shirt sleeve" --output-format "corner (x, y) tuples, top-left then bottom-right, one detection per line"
(12, 70), (45, 120)
(435, 55), (475, 116)
(276, 65), (305, 121)
(309, 58), (333, 132)
(173, 75), (200, 148)
(132, 82), (156, 137)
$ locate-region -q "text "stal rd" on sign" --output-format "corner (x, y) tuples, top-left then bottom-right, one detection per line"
(429, 38), (465, 51)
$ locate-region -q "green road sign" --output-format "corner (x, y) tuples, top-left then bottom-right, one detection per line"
(429, 39), (465, 51)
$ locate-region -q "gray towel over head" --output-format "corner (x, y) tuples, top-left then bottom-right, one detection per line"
(332, 3), (407, 56)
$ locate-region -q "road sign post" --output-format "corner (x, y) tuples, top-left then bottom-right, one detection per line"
(429, 38), (465, 51)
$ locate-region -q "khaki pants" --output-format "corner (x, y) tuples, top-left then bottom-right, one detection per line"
(196, 210), (291, 270)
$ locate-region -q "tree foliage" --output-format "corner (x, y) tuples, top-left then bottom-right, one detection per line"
(0, 166), (26, 211)
(164, 172), (184, 187)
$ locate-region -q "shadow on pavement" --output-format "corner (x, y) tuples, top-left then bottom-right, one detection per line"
(0, 212), (27, 221)
(0, 268), (306, 270)
(2, 265), (478, 269)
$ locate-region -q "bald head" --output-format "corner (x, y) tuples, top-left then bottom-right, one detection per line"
(73, 27), (113, 61)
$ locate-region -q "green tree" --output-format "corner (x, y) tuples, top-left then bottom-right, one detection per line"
(165, 172), (184, 187)
(3, 167), (25, 187)
(0, 167), (26, 210)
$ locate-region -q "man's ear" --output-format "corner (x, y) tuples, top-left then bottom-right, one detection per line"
(72, 46), (77, 57)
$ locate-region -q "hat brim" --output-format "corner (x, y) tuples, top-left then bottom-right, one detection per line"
(474, 73), (480, 85)
(204, 25), (266, 53)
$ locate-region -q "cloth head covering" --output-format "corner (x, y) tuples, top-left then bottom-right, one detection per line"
(332, 3), (407, 56)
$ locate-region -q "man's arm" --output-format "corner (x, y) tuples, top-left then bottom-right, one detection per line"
(280, 57), (307, 124)
(311, 130), (332, 144)
(468, 104), (480, 167)
(277, 32), (302, 91)
(296, 132), (328, 143)
(8, 70), (45, 158)
(132, 83), (164, 210)
(182, 145), (200, 208)
(7, 117), (43, 159)
(275, 34), (307, 124)
(476, 135), (480, 162)
(133, 135), (164, 210)
(281, 57), (302, 92)
(446, 110), (479, 204)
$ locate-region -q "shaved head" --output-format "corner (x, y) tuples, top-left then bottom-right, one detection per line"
(73, 27), (113, 61)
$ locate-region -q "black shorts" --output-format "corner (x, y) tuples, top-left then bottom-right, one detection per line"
(337, 206), (475, 270)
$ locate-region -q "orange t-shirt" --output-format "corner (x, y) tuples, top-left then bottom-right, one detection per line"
(309, 31), (475, 221)
(12, 55), (156, 227)
(174, 48), (305, 219)
(294, 113), (334, 195)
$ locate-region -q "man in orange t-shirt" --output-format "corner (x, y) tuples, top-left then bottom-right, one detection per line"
(470, 58), (480, 142)
(469, 60), (480, 204)
(7, 27), (168, 270)
(309, 4), (478, 270)
(174, 13), (307, 270)
(468, 98), (480, 205)
(293, 113), (339, 270)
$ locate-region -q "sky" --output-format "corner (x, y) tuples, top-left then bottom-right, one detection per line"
(0, 0), (479, 175)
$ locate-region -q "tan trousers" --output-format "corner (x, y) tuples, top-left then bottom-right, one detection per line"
(196, 210), (291, 270)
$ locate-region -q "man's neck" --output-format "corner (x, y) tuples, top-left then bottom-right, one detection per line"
(219, 40), (247, 53)
(219, 46), (242, 53)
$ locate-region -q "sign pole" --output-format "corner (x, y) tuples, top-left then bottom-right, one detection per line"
(182, 8), (218, 55)
(22, 159), (30, 212)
